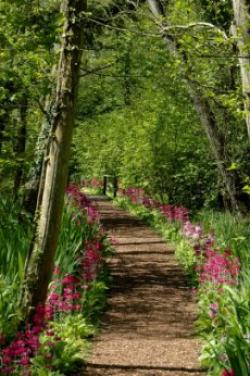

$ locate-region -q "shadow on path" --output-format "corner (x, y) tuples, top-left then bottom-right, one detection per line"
(83, 198), (205, 376)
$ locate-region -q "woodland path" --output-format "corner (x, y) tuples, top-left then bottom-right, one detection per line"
(83, 197), (206, 376)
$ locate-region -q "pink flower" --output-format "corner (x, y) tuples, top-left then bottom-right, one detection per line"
(86, 206), (100, 223)
(2, 355), (12, 365)
(199, 249), (240, 285)
(183, 221), (202, 239)
(221, 369), (235, 376)
(62, 275), (79, 285)
(209, 303), (219, 318)
(20, 354), (30, 366)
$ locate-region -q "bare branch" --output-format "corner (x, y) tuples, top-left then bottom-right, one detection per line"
(161, 22), (228, 40)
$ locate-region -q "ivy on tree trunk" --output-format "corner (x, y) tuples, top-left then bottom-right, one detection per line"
(22, 0), (87, 319)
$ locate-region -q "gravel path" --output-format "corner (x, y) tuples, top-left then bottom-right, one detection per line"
(83, 197), (205, 376)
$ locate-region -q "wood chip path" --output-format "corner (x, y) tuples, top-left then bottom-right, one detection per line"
(83, 197), (206, 376)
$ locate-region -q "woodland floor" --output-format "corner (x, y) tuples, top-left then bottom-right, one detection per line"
(83, 197), (206, 376)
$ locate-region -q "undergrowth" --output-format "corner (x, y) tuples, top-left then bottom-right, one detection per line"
(0, 188), (113, 375)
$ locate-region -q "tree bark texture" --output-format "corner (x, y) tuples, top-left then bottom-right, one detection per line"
(147, 0), (239, 212)
(22, 0), (87, 316)
(23, 98), (54, 214)
(232, 0), (250, 139)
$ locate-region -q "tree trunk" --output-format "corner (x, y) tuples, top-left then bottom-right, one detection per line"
(23, 97), (54, 214)
(13, 97), (28, 198)
(231, 0), (250, 139)
(147, 0), (239, 212)
(187, 82), (238, 210)
(22, 0), (87, 317)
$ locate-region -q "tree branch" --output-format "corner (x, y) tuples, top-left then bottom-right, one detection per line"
(161, 22), (228, 40)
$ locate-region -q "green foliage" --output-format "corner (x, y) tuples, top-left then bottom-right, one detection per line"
(0, 0), (250, 373)
(198, 0), (233, 31)
(0, 197), (31, 278)
(198, 277), (250, 376)
(73, 1), (250, 211)
(193, 209), (250, 374)
(31, 314), (93, 374)
(175, 239), (197, 281)
(55, 201), (97, 275)
(0, 196), (31, 337)
(195, 210), (250, 264)
(83, 281), (109, 325)
(0, 275), (22, 338)
(0, 0), (60, 192)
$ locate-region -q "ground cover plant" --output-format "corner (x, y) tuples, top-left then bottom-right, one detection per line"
(114, 187), (250, 376)
(0, 186), (113, 375)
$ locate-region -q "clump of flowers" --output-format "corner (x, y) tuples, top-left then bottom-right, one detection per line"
(119, 187), (189, 223)
(160, 204), (189, 223)
(66, 184), (100, 224)
(48, 269), (82, 314)
(81, 239), (103, 283)
(199, 249), (240, 286)
(182, 221), (202, 239)
(0, 304), (50, 374)
(0, 185), (109, 375)
(118, 185), (241, 289)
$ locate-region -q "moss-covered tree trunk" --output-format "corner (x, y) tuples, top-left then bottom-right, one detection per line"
(22, 0), (87, 318)
(23, 97), (54, 214)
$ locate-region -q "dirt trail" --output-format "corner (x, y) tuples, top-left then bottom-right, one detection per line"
(83, 197), (205, 376)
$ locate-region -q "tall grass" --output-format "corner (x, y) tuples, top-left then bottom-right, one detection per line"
(0, 196), (32, 337)
(0, 197), (31, 279)
(195, 210), (250, 261)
